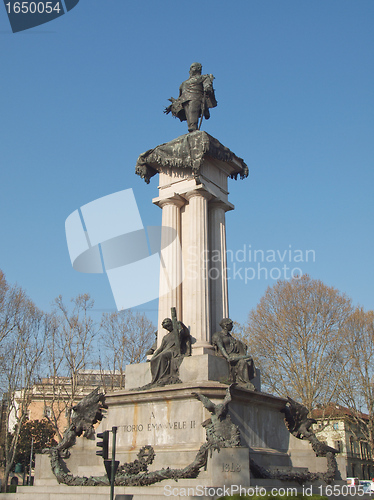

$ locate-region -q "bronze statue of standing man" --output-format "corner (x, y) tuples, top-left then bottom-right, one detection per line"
(165, 63), (217, 133)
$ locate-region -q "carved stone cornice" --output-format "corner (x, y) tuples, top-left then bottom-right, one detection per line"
(135, 131), (249, 184)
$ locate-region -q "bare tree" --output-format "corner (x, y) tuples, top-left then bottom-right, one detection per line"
(244, 275), (353, 409)
(36, 294), (100, 441)
(99, 309), (155, 390)
(0, 270), (34, 345)
(0, 294), (47, 492)
(54, 294), (99, 400)
(338, 307), (374, 452)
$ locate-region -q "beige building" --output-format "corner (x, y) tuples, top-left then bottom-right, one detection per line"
(312, 404), (374, 480)
(2, 370), (123, 445)
(0, 370), (122, 488)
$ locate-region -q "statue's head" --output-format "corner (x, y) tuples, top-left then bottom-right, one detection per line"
(189, 62), (202, 76)
(162, 318), (173, 331)
(219, 318), (233, 331)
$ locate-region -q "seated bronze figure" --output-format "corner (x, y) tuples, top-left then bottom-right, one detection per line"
(212, 318), (256, 391)
(148, 311), (191, 387)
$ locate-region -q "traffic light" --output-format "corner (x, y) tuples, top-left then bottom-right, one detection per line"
(96, 430), (109, 459)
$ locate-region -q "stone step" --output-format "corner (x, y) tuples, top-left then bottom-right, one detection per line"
(0, 486), (133, 500)
(267, 465), (309, 473)
(1, 482), (356, 500)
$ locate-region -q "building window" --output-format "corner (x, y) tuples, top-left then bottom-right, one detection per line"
(334, 440), (342, 453)
(333, 422), (339, 430)
(350, 436), (355, 456)
(362, 464), (366, 480)
(44, 406), (52, 418)
(360, 441), (370, 460)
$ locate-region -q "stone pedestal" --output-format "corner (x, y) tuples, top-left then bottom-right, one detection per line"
(30, 384), (319, 492)
(63, 383), (306, 477)
(16, 380), (334, 500)
(144, 131), (248, 351)
(125, 355), (262, 391)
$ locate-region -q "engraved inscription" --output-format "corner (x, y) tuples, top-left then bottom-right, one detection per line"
(116, 402), (202, 447)
(222, 463), (241, 472)
(123, 424), (144, 432)
(122, 420), (196, 432)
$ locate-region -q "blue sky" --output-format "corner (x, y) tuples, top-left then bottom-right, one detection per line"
(1, 0), (373, 328)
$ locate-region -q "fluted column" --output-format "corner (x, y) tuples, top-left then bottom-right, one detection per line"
(183, 189), (213, 354)
(157, 196), (184, 344)
(209, 201), (229, 335)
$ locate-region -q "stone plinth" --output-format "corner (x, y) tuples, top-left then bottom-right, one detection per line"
(19, 382), (334, 500)
(124, 355), (262, 391)
(21, 448), (250, 500)
(58, 383), (298, 475)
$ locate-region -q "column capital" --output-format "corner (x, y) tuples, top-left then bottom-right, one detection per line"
(184, 187), (212, 202)
(209, 199), (234, 212)
(153, 194), (185, 209)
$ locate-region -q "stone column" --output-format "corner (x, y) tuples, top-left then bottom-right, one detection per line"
(157, 196), (184, 344)
(183, 189), (213, 355)
(209, 201), (229, 335)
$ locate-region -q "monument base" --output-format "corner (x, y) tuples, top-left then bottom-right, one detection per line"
(5, 380), (338, 499)
(125, 354), (261, 391)
(4, 376), (338, 500)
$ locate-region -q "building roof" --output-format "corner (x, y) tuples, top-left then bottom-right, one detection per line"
(311, 404), (369, 421)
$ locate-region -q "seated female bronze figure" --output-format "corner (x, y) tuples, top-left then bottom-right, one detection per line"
(212, 318), (256, 391)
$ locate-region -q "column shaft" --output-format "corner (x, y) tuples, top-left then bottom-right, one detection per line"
(184, 190), (212, 354)
(209, 203), (229, 335)
(157, 198), (183, 344)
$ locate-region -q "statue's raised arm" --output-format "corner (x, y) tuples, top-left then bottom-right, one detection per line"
(165, 62), (217, 133)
